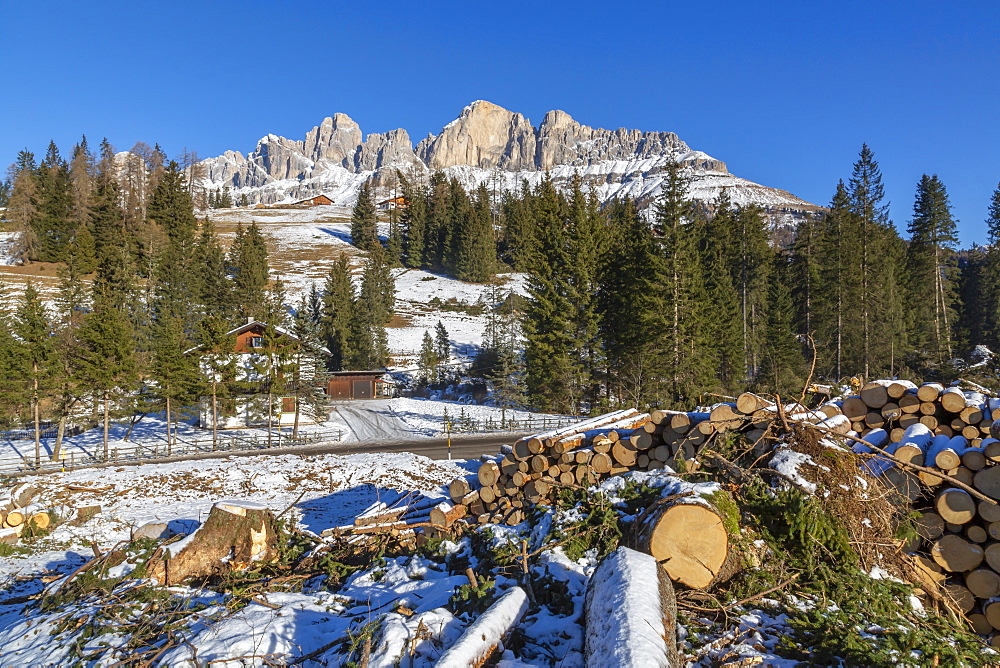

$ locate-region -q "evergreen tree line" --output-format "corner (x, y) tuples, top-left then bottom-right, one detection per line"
(0, 141), (396, 462)
(516, 146), (1000, 414)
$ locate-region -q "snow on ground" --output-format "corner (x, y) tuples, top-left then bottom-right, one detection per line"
(0, 229), (17, 266)
(0, 451), (470, 584)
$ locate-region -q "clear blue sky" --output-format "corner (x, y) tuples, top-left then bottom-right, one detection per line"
(2, 0), (998, 245)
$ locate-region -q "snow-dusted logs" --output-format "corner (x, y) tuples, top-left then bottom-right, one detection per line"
(147, 500), (279, 586)
(435, 587), (529, 668)
(633, 497), (732, 590)
(585, 547), (679, 668)
(429, 502), (467, 528)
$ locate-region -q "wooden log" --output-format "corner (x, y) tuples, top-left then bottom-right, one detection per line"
(887, 381), (917, 399)
(985, 600), (1000, 631)
(736, 393), (772, 414)
(969, 613), (994, 636)
(983, 438), (1000, 462)
(992, 419), (1000, 440)
(880, 402), (901, 420)
(630, 431), (653, 450)
(527, 409), (639, 451)
(974, 465), (1000, 500)
(944, 584), (975, 614)
(930, 534), (984, 572)
(585, 547), (678, 667)
(436, 587), (529, 668)
(920, 402), (938, 416)
(952, 466), (975, 487)
(962, 448), (988, 471)
(591, 452), (613, 474)
(863, 412), (885, 429)
(898, 394), (922, 414)
(818, 414), (851, 436)
(575, 449), (593, 465)
(860, 382), (889, 408)
(611, 439), (638, 467)
(818, 402), (843, 419)
(985, 541), (1000, 572)
(480, 486), (497, 504)
(670, 412), (709, 434)
(963, 425), (982, 440)
(920, 415), (939, 430)
(523, 479), (550, 504)
(842, 396), (869, 421)
(449, 477), (474, 502)
(967, 524), (989, 544)
(940, 387), (968, 414)
(708, 403), (742, 432)
(917, 382), (945, 402)
(633, 497), (731, 589)
(935, 488), (977, 525)
(980, 499), (1000, 524)
(478, 461), (500, 487)
(430, 502), (467, 528)
(966, 568), (1000, 599)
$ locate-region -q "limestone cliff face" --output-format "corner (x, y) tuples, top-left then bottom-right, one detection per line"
(415, 100), (537, 171)
(195, 100), (813, 214)
(304, 113), (362, 167)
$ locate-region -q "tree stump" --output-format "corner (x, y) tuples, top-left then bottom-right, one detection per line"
(147, 500), (279, 586)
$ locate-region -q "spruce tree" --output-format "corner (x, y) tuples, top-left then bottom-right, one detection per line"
(981, 183), (1000, 348)
(652, 161), (712, 403)
(193, 222), (233, 320)
(68, 136), (94, 246)
(847, 144), (907, 377)
(906, 174), (959, 364)
(419, 330), (439, 383)
(148, 161), (198, 244)
(597, 197), (661, 406)
(229, 221), (270, 319)
(695, 193), (743, 388)
(196, 315), (237, 447)
(36, 141), (74, 261)
(813, 181), (857, 380)
(454, 183), (497, 282)
(288, 296), (328, 436)
(358, 243), (395, 324)
(789, 212), (822, 337)
(150, 314), (200, 451)
(399, 172), (429, 268)
(13, 283), (54, 465)
(435, 321), (451, 365)
(350, 181), (379, 251)
(733, 204), (773, 381)
(523, 176), (576, 412)
(756, 253), (805, 393)
(77, 293), (138, 458)
(566, 179), (604, 409)
(321, 254), (355, 370)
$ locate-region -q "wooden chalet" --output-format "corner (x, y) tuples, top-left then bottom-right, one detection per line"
(293, 194), (334, 206)
(376, 196), (407, 211)
(326, 370), (395, 400)
(191, 319), (331, 429)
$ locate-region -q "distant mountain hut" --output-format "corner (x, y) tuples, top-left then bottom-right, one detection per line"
(294, 194), (334, 206)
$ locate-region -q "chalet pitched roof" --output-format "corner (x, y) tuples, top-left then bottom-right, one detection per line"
(185, 320), (331, 356)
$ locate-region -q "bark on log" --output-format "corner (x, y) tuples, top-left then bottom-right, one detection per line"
(940, 387), (967, 414)
(585, 547), (679, 667)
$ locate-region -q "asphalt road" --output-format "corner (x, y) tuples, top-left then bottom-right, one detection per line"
(42, 433), (519, 475)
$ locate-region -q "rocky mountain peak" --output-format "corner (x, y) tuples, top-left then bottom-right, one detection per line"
(417, 100), (536, 171)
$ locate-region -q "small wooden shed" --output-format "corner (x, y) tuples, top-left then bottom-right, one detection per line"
(326, 370), (394, 400)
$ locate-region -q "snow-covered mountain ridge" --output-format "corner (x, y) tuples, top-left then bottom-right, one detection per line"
(197, 100), (819, 220)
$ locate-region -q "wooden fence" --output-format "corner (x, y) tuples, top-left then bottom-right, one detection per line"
(0, 429), (344, 477)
